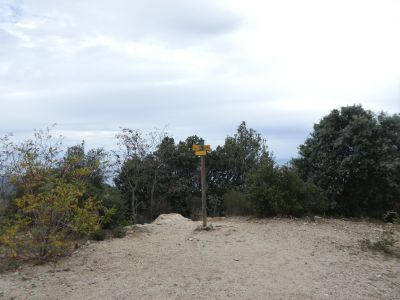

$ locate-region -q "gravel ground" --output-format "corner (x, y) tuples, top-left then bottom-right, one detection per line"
(0, 215), (399, 299)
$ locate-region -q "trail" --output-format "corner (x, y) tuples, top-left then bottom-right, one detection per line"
(1, 216), (399, 299)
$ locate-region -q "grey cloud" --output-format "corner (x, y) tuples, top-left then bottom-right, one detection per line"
(1, 0), (399, 165)
(2, 0), (240, 45)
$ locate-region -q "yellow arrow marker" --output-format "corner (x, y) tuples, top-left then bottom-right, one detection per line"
(195, 150), (207, 156)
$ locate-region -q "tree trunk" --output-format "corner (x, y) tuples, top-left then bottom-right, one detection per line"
(131, 190), (137, 223)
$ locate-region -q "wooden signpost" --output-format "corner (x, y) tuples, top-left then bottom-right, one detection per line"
(192, 142), (211, 228)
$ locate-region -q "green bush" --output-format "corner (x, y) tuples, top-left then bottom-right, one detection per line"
(247, 157), (328, 217)
(90, 229), (107, 241)
(223, 190), (252, 216)
(111, 226), (126, 238)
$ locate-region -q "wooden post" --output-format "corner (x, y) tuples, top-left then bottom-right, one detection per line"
(201, 155), (207, 228)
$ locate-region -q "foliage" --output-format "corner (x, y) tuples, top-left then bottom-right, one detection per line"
(90, 229), (107, 241)
(360, 228), (400, 258)
(295, 105), (400, 218)
(247, 156), (328, 217)
(223, 189), (252, 216)
(111, 226), (126, 238)
(114, 133), (203, 222)
(0, 128), (103, 262)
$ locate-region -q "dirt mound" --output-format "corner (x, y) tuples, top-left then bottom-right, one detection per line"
(152, 213), (190, 225)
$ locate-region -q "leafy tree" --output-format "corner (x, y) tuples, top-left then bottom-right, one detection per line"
(295, 105), (400, 217)
(246, 156), (281, 216)
(219, 121), (268, 191)
(114, 128), (150, 222)
(247, 157), (328, 217)
(206, 122), (268, 215)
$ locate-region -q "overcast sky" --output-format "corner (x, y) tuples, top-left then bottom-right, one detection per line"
(1, 0), (399, 163)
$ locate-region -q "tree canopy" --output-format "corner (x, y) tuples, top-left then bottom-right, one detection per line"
(295, 105), (400, 217)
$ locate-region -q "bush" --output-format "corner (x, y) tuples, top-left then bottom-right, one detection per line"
(383, 211), (399, 223)
(360, 228), (400, 258)
(0, 128), (105, 263)
(111, 226), (126, 238)
(247, 157), (328, 217)
(0, 180), (101, 262)
(90, 229), (107, 241)
(223, 190), (252, 216)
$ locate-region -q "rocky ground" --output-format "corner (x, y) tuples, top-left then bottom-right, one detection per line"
(0, 215), (399, 299)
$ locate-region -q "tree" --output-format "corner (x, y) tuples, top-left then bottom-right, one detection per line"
(0, 134), (15, 213)
(219, 121), (268, 191)
(114, 128), (150, 222)
(206, 122), (268, 216)
(295, 105), (400, 217)
(246, 157), (328, 217)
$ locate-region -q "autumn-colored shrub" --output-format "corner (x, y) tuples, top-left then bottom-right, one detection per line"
(0, 128), (108, 263)
(0, 179), (101, 262)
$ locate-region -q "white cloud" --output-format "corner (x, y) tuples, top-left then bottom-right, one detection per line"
(0, 0), (399, 162)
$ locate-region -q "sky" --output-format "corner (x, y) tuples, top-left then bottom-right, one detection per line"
(0, 0), (399, 163)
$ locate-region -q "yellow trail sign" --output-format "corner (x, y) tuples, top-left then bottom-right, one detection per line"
(195, 150), (207, 156)
(203, 145), (211, 151)
(192, 144), (201, 151)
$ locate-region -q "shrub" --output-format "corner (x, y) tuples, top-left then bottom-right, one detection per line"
(360, 228), (400, 258)
(383, 211), (399, 223)
(90, 229), (107, 241)
(0, 128), (104, 263)
(223, 190), (252, 216)
(111, 226), (126, 238)
(0, 180), (101, 262)
(247, 157), (328, 217)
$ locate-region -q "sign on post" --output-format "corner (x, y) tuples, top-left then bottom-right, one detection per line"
(192, 143), (211, 228)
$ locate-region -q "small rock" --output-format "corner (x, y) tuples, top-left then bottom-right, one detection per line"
(63, 268), (71, 272)
(233, 258), (240, 261)
(188, 238), (193, 241)
(0, 291), (4, 297)
(85, 240), (91, 246)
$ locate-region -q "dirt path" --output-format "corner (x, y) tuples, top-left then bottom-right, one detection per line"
(1, 216), (399, 299)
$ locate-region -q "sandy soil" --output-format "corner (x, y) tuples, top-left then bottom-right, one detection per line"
(0, 215), (399, 300)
